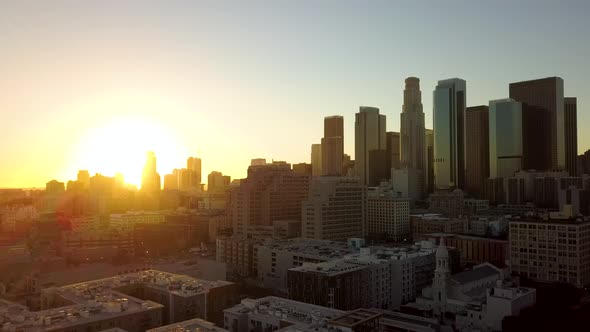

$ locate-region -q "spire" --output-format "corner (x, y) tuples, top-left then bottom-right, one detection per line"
(436, 237), (449, 259)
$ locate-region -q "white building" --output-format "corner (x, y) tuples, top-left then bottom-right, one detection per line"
(302, 177), (365, 241)
(408, 239), (536, 331)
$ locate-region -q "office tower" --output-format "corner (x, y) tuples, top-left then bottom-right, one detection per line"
(509, 77), (565, 170)
(46, 180), (65, 193)
(208, 171), (231, 191)
(488, 99), (523, 179)
(425, 129), (434, 193)
(465, 105), (489, 196)
(342, 154), (354, 176)
(77, 170), (90, 190)
(322, 137), (344, 176)
(355, 107), (386, 185)
(141, 151), (161, 192)
(302, 177), (365, 241)
(565, 97), (578, 176)
(391, 168), (421, 202)
(310, 144), (322, 176)
(251, 158), (267, 166)
(230, 162), (309, 236)
(400, 77), (426, 173)
(187, 156), (202, 188)
(292, 163), (313, 176)
(163, 173), (178, 190)
(433, 78), (466, 190)
(324, 115), (344, 139)
(368, 150), (391, 186)
(580, 150), (590, 176)
(387, 131), (401, 170)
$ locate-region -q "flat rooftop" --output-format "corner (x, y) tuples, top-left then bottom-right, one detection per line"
(147, 318), (227, 332)
(256, 238), (358, 259)
(225, 296), (343, 329)
(55, 269), (234, 300)
(0, 294), (162, 332)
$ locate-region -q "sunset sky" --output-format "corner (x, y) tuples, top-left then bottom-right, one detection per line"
(1, 0), (589, 188)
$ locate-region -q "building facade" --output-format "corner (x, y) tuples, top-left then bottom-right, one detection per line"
(355, 107), (386, 185)
(465, 105), (489, 197)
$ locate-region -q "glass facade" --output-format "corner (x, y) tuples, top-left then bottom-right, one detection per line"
(489, 99), (523, 178)
(433, 79), (466, 190)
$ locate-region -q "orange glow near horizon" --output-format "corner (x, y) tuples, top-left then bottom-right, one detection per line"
(69, 116), (189, 187)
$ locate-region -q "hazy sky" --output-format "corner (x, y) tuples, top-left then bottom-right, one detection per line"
(1, 0), (589, 187)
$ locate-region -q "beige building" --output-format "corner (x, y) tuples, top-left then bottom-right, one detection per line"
(302, 177), (365, 241)
(509, 217), (590, 287)
(366, 185), (411, 242)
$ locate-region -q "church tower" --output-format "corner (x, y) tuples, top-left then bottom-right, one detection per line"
(433, 237), (450, 315)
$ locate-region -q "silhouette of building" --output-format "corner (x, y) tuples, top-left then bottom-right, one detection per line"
(433, 78), (466, 190)
(141, 152), (161, 192)
(77, 170), (90, 190)
(425, 129), (434, 194)
(322, 116), (344, 176)
(465, 105), (489, 197)
(311, 144), (322, 176)
(368, 150), (390, 186)
(580, 149), (590, 176)
(564, 97), (578, 176)
(292, 163), (313, 176)
(302, 177), (365, 241)
(230, 162), (309, 237)
(355, 107), (386, 185)
(400, 77), (425, 196)
(509, 77), (565, 170)
(187, 156), (202, 189)
(208, 171), (231, 192)
(386, 131), (401, 170)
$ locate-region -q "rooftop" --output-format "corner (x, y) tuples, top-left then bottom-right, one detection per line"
(146, 318), (227, 332)
(256, 238), (358, 259)
(452, 264), (501, 285)
(225, 296), (343, 330)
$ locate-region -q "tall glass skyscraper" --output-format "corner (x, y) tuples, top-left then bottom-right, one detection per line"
(489, 99), (523, 179)
(433, 78), (466, 190)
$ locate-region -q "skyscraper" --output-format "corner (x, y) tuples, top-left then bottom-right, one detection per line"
(141, 151), (161, 192)
(187, 156), (202, 189)
(400, 77), (426, 172)
(465, 105), (489, 196)
(425, 129), (434, 194)
(565, 97), (578, 176)
(322, 116), (344, 176)
(386, 132), (401, 170)
(488, 99), (523, 179)
(355, 106), (386, 185)
(311, 144), (322, 176)
(433, 78), (466, 190)
(509, 77), (565, 170)
(324, 115), (344, 139)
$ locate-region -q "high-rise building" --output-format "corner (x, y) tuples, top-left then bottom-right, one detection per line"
(230, 162), (309, 236)
(355, 107), (386, 185)
(401, 77), (426, 174)
(311, 144), (322, 176)
(324, 115), (344, 139)
(433, 79), (466, 190)
(580, 150), (590, 176)
(465, 106), (489, 197)
(187, 157), (202, 189)
(302, 177), (365, 241)
(208, 171), (231, 192)
(509, 77), (565, 170)
(565, 97), (578, 176)
(366, 185), (410, 242)
(77, 170), (90, 190)
(386, 131), (401, 170)
(322, 137), (344, 176)
(141, 151), (161, 192)
(489, 99), (523, 179)
(368, 150), (391, 186)
(425, 129), (434, 194)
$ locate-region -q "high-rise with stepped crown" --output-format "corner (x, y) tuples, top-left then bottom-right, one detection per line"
(400, 77), (426, 196)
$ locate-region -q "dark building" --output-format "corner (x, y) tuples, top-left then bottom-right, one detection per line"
(324, 115), (344, 138)
(386, 131), (401, 170)
(580, 149), (590, 176)
(564, 97), (578, 176)
(426, 129), (434, 194)
(509, 77), (565, 171)
(465, 106), (489, 197)
(292, 163), (313, 176)
(368, 149), (391, 186)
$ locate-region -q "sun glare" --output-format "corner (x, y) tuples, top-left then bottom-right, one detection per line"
(72, 116), (187, 186)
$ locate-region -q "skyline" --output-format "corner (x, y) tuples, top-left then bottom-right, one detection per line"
(1, 1), (590, 187)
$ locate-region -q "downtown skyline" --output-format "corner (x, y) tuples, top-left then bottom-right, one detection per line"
(1, 1), (590, 188)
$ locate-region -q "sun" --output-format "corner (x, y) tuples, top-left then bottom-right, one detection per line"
(71, 116), (187, 187)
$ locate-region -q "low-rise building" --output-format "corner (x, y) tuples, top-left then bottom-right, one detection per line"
(109, 212), (165, 233)
(223, 296), (344, 332)
(366, 185), (411, 243)
(255, 238), (358, 293)
(147, 318), (227, 332)
(422, 233), (508, 267)
(429, 189), (464, 217)
(411, 214), (466, 240)
(216, 236), (261, 278)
